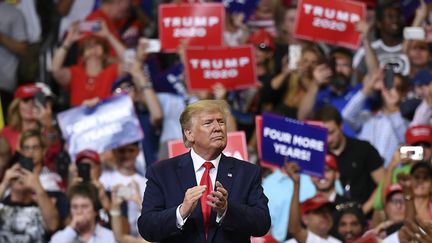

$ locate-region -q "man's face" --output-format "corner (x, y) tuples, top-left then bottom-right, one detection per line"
(114, 144), (139, 170)
(282, 8), (297, 35)
(323, 121), (343, 151)
(303, 206), (333, 237)
(185, 110), (227, 157)
(378, 8), (403, 37)
(408, 41), (430, 67)
(311, 166), (338, 191)
(70, 195), (96, 227)
(385, 192), (405, 223)
(337, 213), (363, 242)
(412, 168), (432, 197)
(334, 55), (353, 78)
(21, 136), (43, 166)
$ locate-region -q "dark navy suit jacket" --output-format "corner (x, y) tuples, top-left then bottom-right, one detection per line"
(137, 152), (271, 243)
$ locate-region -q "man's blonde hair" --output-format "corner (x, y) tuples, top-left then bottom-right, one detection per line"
(179, 100), (229, 148)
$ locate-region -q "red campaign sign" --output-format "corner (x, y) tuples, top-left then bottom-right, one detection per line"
(185, 45), (257, 91)
(159, 3), (224, 52)
(294, 0), (366, 49)
(168, 131), (249, 161)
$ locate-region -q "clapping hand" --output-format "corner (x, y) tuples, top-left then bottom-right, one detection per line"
(207, 181), (228, 216)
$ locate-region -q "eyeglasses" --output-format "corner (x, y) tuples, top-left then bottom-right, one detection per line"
(21, 98), (34, 103)
(22, 145), (42, 152)
(388, 198), (405, 205)
(335, 201), (362, 211)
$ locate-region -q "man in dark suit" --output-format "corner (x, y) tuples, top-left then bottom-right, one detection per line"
(138, 99), (271, 243)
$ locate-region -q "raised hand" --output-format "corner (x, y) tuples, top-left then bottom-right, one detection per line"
(179, 185), (207, 219)
(285, 161), (300, 184)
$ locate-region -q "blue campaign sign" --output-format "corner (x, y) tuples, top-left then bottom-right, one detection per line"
(217, 0), (259, 20)
(57, 95), (144, 160)
(261, 113), (328, 177)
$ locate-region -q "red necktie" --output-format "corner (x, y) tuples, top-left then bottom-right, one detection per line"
(200, 161), (214, 239)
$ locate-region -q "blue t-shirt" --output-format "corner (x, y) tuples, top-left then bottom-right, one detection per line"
(262, 170), (316, 242)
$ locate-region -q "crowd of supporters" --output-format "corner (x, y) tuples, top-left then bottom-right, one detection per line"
(0, 0), (432, 242)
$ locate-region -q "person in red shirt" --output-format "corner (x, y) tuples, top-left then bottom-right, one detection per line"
(52, 22), (126, 106)
(0, 84), (56, 153)
(86, 0), (147, 48)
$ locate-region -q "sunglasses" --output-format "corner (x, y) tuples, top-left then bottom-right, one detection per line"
(335, 201), (362, 211)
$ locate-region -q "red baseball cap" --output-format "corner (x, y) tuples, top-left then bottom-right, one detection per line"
(384, 184), (403, 201)
(405, 125), (432, 145)
(248, 29), (275, 51)
(325, 153), (338, 171)
(76, 149), (101, 164)
(301, 195), (332, 215)
(14, 84), (41, 99)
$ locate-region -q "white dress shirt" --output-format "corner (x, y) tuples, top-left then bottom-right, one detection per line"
(176, 149), (225, 228)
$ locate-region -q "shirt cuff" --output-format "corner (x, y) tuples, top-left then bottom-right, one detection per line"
(176, 204), (188, 229)
(216, 207), (227, 224)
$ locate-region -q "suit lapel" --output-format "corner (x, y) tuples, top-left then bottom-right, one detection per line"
(207, 154), (236, 242)
(176, 152), (197, 192)
(175, 152), (206, 241)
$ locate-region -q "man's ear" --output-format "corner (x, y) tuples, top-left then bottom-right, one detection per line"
(184, 129), (194, 143)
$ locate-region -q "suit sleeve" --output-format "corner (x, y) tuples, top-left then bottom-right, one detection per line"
(220, 165), (271, 237)
(137, 165), (182, 242)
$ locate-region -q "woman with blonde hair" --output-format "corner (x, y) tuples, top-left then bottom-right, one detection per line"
(0, 84), (55, 153)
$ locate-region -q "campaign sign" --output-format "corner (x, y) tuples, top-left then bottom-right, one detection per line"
(168, 131), (249, 161)
(185, 45), (257, 91)
(57, 95), (144, 159)
(159, 3), (225, 52)
(218, 0), (260, 20)
(261, 113), (328, 177)
(294, 0), (366, 49)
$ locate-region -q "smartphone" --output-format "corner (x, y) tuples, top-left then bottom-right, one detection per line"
(123, 48), (136, 63)
(34, 91), (47, 107)
(79, 21), (101, 32)
(403, 27), (426, 40)
(139, 38), (161, 53)
(19, 156), (34, 172)
(288, 45), (302, 71)
(400, 146), (424, 161)
(55, 150), (71, 179)
(77, 163), (91, 182)
(117, 186), (132, 199)
(384, 64), (394, 90)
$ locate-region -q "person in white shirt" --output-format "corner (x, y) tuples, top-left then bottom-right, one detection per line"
(286, 162), (342, 243)
(99, 142), (147, 236)
(50, 182), (115, 243)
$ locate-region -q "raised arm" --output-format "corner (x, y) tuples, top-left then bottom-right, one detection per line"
(403, 0), (428, 53)
(297, 63), (332, 120)
(21, 169), (59, 232)
(96, 20), (126, 59)
(52, 23), (81, 88)
(125, 58), (163, 127)
(286, 162), (308, 243)
(356, 21), (379, 75)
